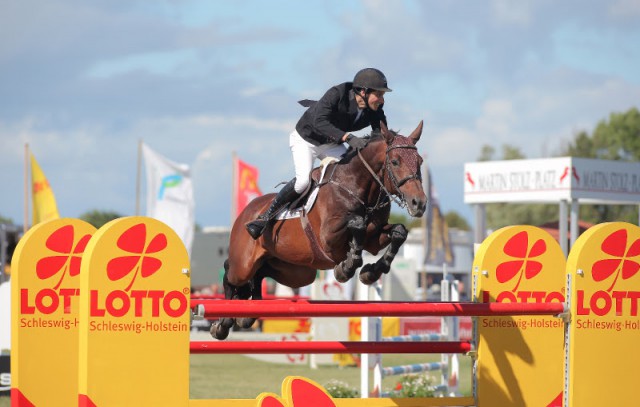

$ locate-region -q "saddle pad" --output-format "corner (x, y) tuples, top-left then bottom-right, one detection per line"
(276, 157), (338, 220)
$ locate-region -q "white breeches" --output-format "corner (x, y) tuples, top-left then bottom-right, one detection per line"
(289, 130), (347, 194)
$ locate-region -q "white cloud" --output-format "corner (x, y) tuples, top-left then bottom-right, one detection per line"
(475, 99), (515, 142)
(608, 0), (640, 18)
(427, 127), (480, 167)
(1, 0), (639, 227)
(490, 0), (534, 26)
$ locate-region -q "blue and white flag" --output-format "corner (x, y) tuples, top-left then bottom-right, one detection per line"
(142, 143), (195, 256)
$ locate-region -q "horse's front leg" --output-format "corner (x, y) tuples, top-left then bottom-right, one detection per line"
(210, 260), (253, 340)
(236, 268), (267, 329)
(359, 223), (408, 285)
(334, 215), (366, 283)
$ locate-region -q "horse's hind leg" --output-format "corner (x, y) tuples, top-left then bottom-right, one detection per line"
(360, 223), (408, 285)
(334, 215), (366, 283)
(236, 268), (267, 329)
(210, 260), (253, 340)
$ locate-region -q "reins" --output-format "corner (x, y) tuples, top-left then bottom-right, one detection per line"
(320, 138), (421, 215)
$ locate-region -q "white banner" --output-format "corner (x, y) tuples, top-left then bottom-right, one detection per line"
(142, 143), (195, 256)
(464, 157), (640, 204)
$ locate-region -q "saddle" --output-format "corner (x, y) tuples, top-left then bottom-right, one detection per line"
(275, 157), (339, 220)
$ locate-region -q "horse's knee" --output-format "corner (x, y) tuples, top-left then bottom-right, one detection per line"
(346, 215), (366, 253)
(347, 215), (366, 232)
(223, 273), (252, 300)
(390, 224), (408, 242)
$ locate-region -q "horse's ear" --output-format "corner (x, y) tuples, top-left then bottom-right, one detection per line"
(409, 120), (423, 144)
(380, 121), (394, 144)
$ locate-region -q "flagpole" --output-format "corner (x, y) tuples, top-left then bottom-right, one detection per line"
(135, 139), (142, 216)
(23, 143), (29, 233)
(421, 156), (429, 300)
(231, 151), (238, 223)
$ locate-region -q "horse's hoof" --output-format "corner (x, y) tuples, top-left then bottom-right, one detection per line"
(359, 264), (382, 285)
(210, 320), (230, 340)
(334, 264), (354, 283)
(238, 317), (256, 329)
(220, 317), (235, 329)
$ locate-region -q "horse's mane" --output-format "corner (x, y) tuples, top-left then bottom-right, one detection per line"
(338, 128), (398, 164)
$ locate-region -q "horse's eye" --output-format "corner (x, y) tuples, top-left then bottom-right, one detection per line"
(391, 159), (399, 166)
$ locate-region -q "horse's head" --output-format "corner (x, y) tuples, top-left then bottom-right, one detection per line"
(378, 120), (427, 217)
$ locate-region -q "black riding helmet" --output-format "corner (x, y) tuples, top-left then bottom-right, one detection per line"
(353, 68), (392, 92)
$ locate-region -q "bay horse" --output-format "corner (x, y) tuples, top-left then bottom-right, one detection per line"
(212, 121), (426, 339)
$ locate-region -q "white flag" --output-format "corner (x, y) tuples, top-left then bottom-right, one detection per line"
(142, 143), (195, 256)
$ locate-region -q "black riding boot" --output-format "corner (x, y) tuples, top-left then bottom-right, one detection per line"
(245, 179), (300, 240)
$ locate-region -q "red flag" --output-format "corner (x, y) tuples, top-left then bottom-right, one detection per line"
(236, 158), (262, 216)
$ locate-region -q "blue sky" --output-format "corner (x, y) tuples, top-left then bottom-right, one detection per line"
(1, 0), (639, 228)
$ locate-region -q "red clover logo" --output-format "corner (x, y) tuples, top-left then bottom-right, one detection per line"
(36, 225), (92, 289)
(496, 231), (546, 291)
(106, 223), (167, 291)
(592, 229), (640, 292)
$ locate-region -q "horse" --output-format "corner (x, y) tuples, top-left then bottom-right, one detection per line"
(211, 121), (427, 340)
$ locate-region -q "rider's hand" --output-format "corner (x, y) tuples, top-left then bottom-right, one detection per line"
(345, 134), (369, 150)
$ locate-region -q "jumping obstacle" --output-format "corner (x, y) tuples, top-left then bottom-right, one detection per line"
(189, 340), (472, 355)
(192, 299), (564, 317)
(372, 272), (462, 397)
(10, 217), (640, 406)
(382, 333), (448, 342)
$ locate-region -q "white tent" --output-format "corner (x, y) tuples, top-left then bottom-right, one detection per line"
(464, 157), (640, 253)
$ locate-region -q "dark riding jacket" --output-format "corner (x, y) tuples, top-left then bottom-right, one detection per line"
(295, 82), (387, 146)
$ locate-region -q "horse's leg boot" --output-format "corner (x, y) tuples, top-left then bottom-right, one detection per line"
(245, 178), (299, 240)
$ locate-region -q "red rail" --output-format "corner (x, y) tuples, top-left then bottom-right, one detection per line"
(191, 294), (310, 301)
(189, 341), (472, 355)
(191, 300), (565, 318)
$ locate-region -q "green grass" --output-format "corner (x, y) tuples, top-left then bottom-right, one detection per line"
(0, 353), (471, 405)
(190, 353), (472, 400)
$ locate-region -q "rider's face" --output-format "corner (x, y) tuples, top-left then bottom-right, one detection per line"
(356, 90), (385, 111)
(367, 90), (385, 111)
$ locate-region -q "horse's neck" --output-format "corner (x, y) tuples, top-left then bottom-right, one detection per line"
(332, 144), (385, 202)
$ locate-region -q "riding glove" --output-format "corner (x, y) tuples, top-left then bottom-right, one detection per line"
(345, 134), (368, 150)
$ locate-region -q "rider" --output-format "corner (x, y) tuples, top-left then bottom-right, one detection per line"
(245, 68), (392, 240)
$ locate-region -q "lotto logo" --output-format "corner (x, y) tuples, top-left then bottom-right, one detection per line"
(482, 230), (563, 303)
(21, 225), (91, 315)
(577, 228), (640, 317)
(89, 223), (188, 318)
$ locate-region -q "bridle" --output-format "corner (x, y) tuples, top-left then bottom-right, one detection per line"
(322, 135), (422, 215)
(357, 139), (422, 210)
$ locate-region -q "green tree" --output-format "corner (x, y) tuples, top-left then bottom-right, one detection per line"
(390, 210), (470, 231)
(445, 211), (470, 230)
(0, 215), (14, 225)
(478, 145), (495, 161)
(564, 130), (594, 157)
(389, 212), (422, 229)
(591, 107), (640, 160)
(79, 210), (123, 229)
(562, 107), (640, 224)
(486, 203), (559, 230)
